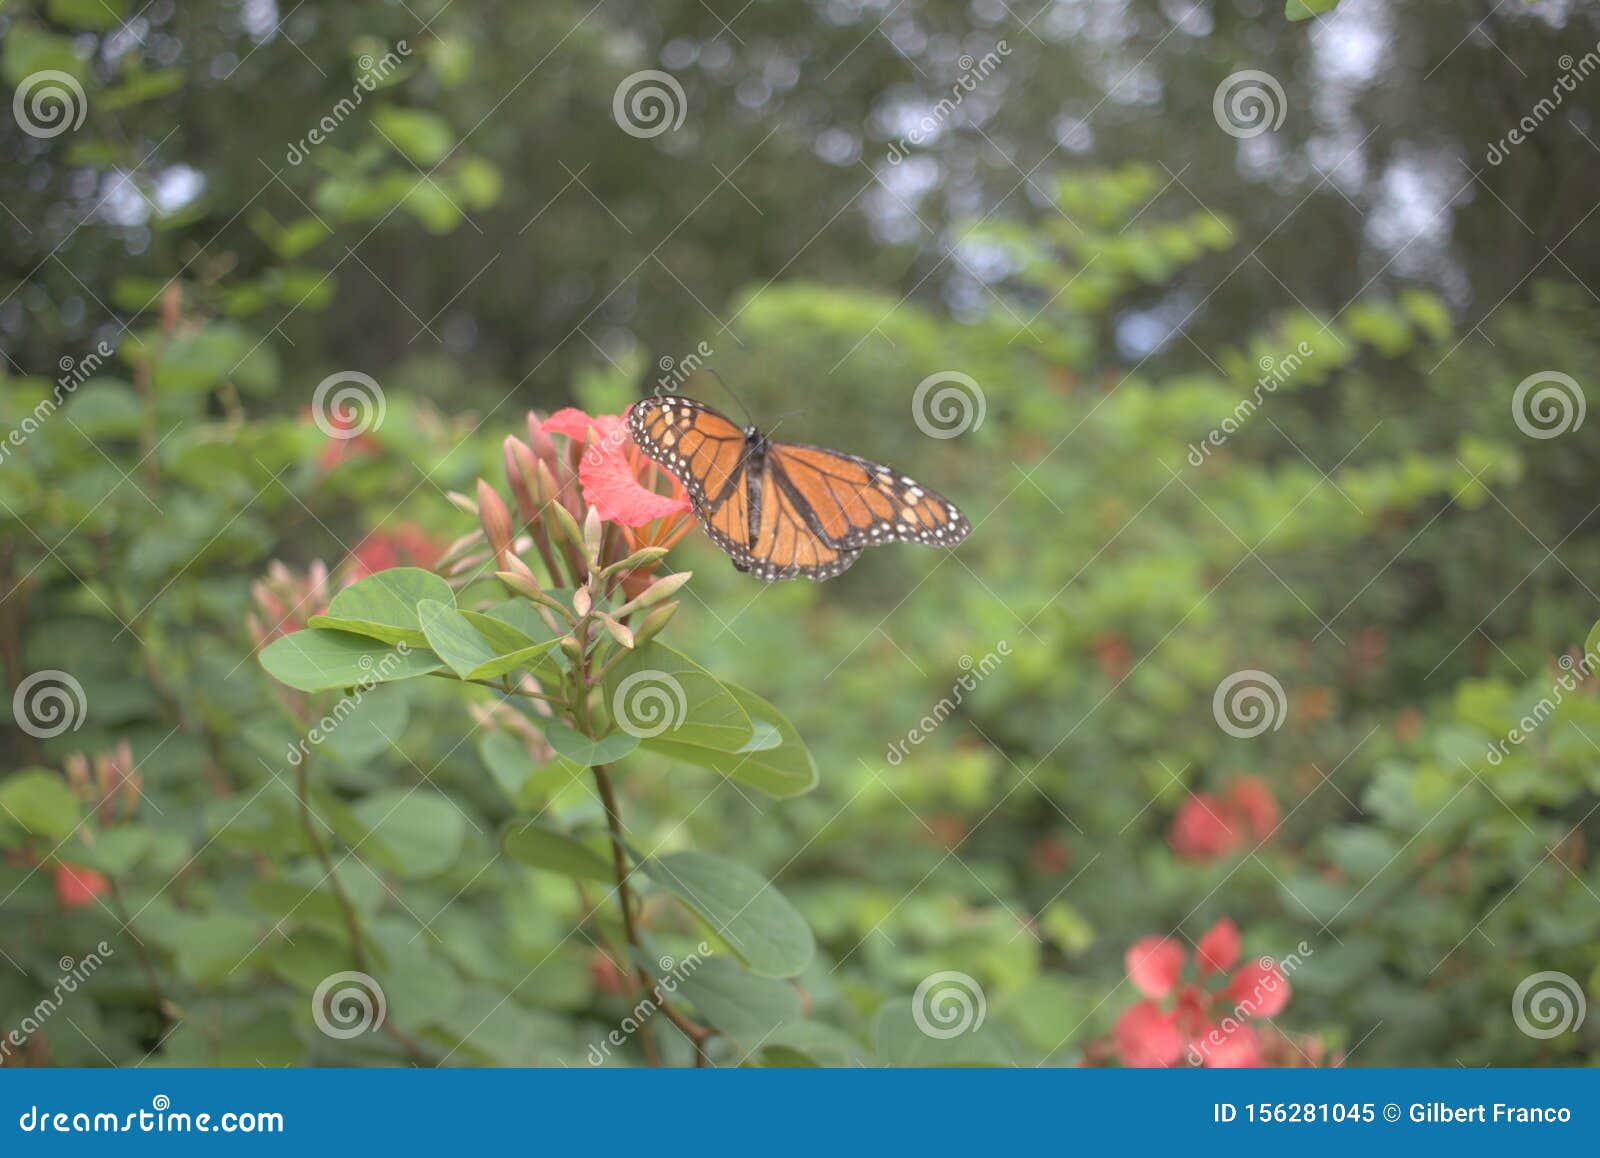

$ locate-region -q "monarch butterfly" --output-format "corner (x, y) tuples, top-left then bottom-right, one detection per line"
(627, 395), (971, 581)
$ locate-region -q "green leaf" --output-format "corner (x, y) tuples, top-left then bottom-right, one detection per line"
(468, 642), (563, 682)
(873, 996), (1019, 1066)
(319, 685), (410, 767)
(670, 955), (802, 1044)
(0, 770), (81, 840)
(641, 851), (814, 978)
(419, 600), (561, 681)
(417, 598), (497, 678)
(1285, 0), (1339, 20)
(478, 732), (538, 803)
(460, 607), (563, 680)
(372, 107), (455, 165)
(603, 642), (752, 753)
(647, 683), (817, 798)
(502, 820), (612, 882)
(269, 931), (358, 992)
(49, 0), (125, 29)
(258, 630), (444, 693)
(2, 26), (87, 88)
(174, 913), (266, 984)
(311, 568), (455, 646)
(543, 723), (639, 766)
(74, 827), (153, 875)
(354, 790), (465, 880)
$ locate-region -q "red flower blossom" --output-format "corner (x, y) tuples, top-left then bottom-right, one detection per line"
(1126, 936), (1185, 998)
(1112, 918), (1291, 1068)
(304, 406), (381, 473)
(1168, 776), (1279, 861)
(348, 521), (444, 580)
(574, 412), (692, 527)
(488, 407), (694, 596)
(54, 862), (110, 908)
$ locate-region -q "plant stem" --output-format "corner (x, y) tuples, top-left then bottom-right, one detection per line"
(292, 759), (370, 974)
(106, 878), (171, 1016)
(591, 761), (713, 1066)
(291, 756), (431, 1066)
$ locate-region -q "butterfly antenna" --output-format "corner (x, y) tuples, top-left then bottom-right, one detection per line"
(698, 368), (758, 427)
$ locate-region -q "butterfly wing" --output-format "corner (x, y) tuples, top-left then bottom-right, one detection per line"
(629, 396), (761, 571)
(628, 396), (969, 583)
(743, 459), (863, 581)
(764, 442), (972, 551)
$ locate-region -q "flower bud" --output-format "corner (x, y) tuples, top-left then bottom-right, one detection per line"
(632, 601), (680, 647)
(597, 613), (634, 650)
(504, 437), (541, 523)
(616, 571), (692, 618)
(476, 479), (514, 566)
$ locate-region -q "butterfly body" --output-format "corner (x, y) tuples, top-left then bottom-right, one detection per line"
(628, 396), (971, 581)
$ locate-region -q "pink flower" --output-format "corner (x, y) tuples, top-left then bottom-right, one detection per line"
(1113, 1000), (1184, 1067)
(1196, 917), (1241, 975)
(1126, 936), (1185, 998)
(1168, 776), (1280, 861)
(1111, 918), (1291, 1069)
(54, 862), (109, 908)
(578, 413), (692, 527)
(487, 408), (694, 595)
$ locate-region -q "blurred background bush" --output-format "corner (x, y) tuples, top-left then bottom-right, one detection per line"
(3, 0), (1600, 1066)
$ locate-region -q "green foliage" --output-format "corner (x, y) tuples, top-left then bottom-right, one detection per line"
(3, 0), (1598, 1070)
